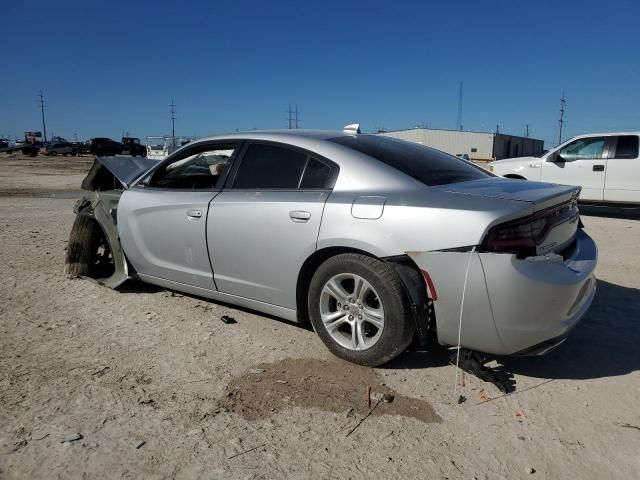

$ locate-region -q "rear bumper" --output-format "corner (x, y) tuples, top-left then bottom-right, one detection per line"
(408, 229), (597, 356)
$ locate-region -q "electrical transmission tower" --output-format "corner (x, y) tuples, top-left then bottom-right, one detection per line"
(170, 99), (176, 146)
(456, 81), (463, 131)
(287, 104), (300, 129)
(558, 92), (566, 144)
(525, 124), (529, 138)
(38, 91), (47, 142)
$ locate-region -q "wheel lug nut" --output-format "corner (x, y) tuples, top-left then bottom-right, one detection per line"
(343, 305), (349, 310)
(337, 302), (341, 307)
(358, 315), (362, 319)
(348, 315), (354, 320)
(358, 304), (363, 309)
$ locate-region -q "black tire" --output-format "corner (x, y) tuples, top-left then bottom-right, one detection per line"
(50, 151), (58, 156)
(308, 253), (415, 366)
(65, 215), (114, 278)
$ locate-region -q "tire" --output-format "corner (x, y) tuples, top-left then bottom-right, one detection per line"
(65, 215), (114, 278)
(50, 151), (58, 156)
(308, 253), (415, 366)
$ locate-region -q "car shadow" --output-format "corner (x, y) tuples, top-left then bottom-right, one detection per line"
(383, 279), (638, 392)
(498, 279), (640, 380)
(580, 203), (640, 220)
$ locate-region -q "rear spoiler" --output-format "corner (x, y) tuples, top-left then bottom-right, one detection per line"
(81, 156), (158, 191)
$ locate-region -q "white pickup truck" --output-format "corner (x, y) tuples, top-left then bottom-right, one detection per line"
(489, 132), (640, 204)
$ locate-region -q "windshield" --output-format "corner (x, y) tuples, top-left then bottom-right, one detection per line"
(329, 135), (493, 186)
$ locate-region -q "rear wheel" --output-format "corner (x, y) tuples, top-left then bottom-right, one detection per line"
(308, 253), (414, 366)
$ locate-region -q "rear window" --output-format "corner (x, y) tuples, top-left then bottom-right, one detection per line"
(329, 135), (492, 186)
(613, 135), (639, 159)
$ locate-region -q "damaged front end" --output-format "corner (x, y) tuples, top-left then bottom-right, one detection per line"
(64, 156), (157, 288)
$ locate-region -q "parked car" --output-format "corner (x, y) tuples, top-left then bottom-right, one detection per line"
(488, 132), (640, 204)
(43, 141), (78, 156)
(65, 129), (597, 366)
(88, 137), (122, 156)
(0, 139), (9, 149)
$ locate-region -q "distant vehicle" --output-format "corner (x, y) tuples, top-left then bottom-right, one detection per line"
(0, 139), (9, 149)
(489, 132), (640, 204)
(43, 141), (78, 156)
(121, 137), (146, 157)
(88, 138), (122, 156)
(146, 136), (195, 160)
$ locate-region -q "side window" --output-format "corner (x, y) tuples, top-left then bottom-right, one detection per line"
(613, 135), (639, 159)
(300, 158), (331, 188)
(151, 145), (236, 189)
(234, 143), (307, 189)
(558, 137), (607, 161)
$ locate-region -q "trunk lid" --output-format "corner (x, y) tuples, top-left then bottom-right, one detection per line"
(440, 178), (581, 257)
(438, 177), (580, 212)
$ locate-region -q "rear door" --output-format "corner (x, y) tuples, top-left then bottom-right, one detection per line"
(540, 136), (611, 201)
(604, 134), (640, 203)
(208, 141), (336, 309)
(118, 142), (240, 290)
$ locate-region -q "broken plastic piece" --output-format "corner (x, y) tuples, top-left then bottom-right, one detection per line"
(450, 349), (512, 394)
(221, 315), (237, 324)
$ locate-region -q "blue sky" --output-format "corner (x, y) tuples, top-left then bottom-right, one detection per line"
(1, 0), (638, 147)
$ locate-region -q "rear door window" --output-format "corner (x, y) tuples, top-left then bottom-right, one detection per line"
(329, 135), (491, 186)
(612, 135), (639, 159)
(300, 158), (332, 188)
(233, 143), (308, 189)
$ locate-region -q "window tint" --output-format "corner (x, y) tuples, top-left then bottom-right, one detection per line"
(234, 143), (307, 189)
(300, 158), (331, 188)
(613, 135), (639, 159)
(329, 135), (491, 186)
(559, 137), (606, 161)
(152, 146), (235, 189)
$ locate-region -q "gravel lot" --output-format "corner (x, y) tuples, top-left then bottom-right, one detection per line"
(1, 154), (639, 479)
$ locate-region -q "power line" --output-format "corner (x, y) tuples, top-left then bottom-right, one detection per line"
(37, 91), (47, 143)
(170, 99), (176, 146)
(287, 104), (300, 129)
(558, 92), (566, 144)
(456, 81), (463, 131)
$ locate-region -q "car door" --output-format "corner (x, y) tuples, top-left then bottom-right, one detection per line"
(118, 142), (240, 290)
(208, 141), (336, 309)
(540, 136), (611, 201)
(603, 135), (640, 203)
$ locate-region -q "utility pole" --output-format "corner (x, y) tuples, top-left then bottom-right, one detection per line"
(456, 81), (463, 131)
(525, 124), (529, 138)
(558, 92), (566, 144)
(295, 104), (300, 129)
(38, 91), (47, 143)
(287, 104), (292, 129)
(287, 104), (300, 129)
(170, 99), (176, 146)
(496, 123), (500, 134)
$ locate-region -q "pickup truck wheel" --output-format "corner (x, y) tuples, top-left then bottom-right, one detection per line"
(308, 253), (415, 366)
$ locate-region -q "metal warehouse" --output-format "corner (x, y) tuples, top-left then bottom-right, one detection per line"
(377, 128), (544, 161)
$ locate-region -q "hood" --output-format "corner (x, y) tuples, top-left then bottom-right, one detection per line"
(437, 177), (580, 212)
(81, 156), (158, 191)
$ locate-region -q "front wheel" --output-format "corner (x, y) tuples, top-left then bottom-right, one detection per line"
(308, 253), (415, 366)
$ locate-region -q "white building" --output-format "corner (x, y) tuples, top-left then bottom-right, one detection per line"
(377, 127), (544, 161)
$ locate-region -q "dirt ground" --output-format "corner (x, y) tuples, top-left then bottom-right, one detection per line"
(0, 153), (639, 479)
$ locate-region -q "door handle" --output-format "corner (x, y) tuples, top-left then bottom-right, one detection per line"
(593, 165), (605, 172)
(187, 209), (202, 218)
(289, 210), (311, 223)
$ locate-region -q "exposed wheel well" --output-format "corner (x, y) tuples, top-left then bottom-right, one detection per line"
(504, 174), (527, 180)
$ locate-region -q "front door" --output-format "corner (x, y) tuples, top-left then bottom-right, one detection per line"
(118, 142), (240, 289)
(541, 136), (611, 201)
(208, 141), (336, 309)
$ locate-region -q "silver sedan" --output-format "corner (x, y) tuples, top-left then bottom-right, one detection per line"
(66, 128), (597, 366)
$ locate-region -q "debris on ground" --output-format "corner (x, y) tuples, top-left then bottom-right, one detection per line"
(227, 443), (267, 460)
(457, 395), (467, 404)
(526, 467), (536, 474)
(135, 440), (146, 449)
(249, 368), (265, 374)
(61, 433), (83, 443)
(450, 349), (511, 393)
(616, 422), (640, 431)
(220, 315), (237, 324)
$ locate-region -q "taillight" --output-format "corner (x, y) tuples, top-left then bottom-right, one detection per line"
(481, 201), (578, 258)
